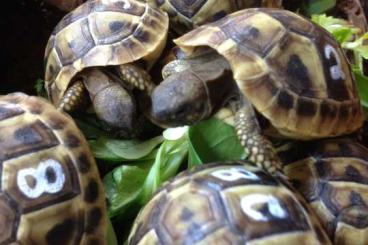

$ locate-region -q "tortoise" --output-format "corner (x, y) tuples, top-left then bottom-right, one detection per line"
(128, 162), (332, 244)
(145, 8), (364, 174)
(44, 0), (169, 137)
(0, 93), (107, 245)
(278, 138), (368, 245)
(143, 0), (283, 34)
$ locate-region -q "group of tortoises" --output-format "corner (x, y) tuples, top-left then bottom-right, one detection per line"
(1, 0), (368, 244)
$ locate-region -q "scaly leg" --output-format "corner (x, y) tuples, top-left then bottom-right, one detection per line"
(57, 80), (88, 113)
(234, 98), (283, 175)
(117, 64), (155, 94)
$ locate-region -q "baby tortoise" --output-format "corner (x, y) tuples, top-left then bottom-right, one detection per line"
(128, 162), (331, 244)
(146, 8), (364, 175)
(0, 93), (107, 245)
(144, 0), (283, 34)
(279, 138), (368, 245)
(44, 0), (169, 136)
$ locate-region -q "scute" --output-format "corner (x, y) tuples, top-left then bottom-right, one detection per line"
(280, 139), (368, 244)
(0, 93), (107, 245)
(128, 163), (331, 244)
(45, 0), (169, 106)
(174, 8), (363, 139)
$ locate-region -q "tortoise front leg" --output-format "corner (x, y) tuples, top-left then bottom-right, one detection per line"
(235, 98), (283, 175)
(117, 64), (155, 94)
(58, 80), (89, 113)
(81, 68), (137, 137)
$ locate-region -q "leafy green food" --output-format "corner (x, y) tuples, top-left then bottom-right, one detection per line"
(343, 33), (368, 59)
(106, 217), (118, 245)
(304, 0), (336, 15)
(188, 119), (246, 167)
(354, 67), (368, 110)
(311, 14), (360, 43)
(90, 136), (163, 162)
(34, 79), (47, 98)
(104, 127), (188, 218)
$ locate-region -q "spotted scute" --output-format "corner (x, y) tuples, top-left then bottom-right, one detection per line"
(128, 162), (331, 244)
(280, 139), (368, 245)
(0, 93), (107, 245)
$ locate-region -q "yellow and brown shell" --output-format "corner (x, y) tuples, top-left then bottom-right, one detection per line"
(174, 8), (364, 139)
(0, 93), (107, 245)
(128, 162), (332, 244)
(44, 0), (169, 106)
(145, 0), (270, 34)
(279, 139), (368, 245)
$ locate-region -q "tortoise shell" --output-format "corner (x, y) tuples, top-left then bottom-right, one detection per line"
(279, 139), (368, 245)
(44, 0), (169, 106)
(0, 93), (107, 245)
(145, 0), (267, 34)
(174, 8), (364, 139)
(128, 162), (331, 244)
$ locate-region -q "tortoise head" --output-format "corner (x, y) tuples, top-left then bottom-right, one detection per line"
(146, 71), (212, 128)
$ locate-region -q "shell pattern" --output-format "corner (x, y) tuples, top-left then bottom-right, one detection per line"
(0, 93), (107, 245)
(175, 8), (363, 139)
(128, 162), (332, 244)
(280, 139), (368, 245)
(44, 0), (169, 106)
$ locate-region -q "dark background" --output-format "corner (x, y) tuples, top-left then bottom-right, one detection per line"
(0, 0), (64, 95)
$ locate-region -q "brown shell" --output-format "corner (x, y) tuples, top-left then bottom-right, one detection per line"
(0, 93), (107, 245)
(44, 0), (169, 106)
(128, 162), (331, 244)
(279, 139), (368, 245)
(174, 8), (364, 139)
(145, 0), (266, 34)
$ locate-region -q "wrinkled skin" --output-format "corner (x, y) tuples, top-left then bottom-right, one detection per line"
(145, 52), (238, 127)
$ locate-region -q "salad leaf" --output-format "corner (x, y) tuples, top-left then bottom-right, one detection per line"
(104, 150), (157, 218)
(188, 119), (246, 166)
(353, 67), (368, 110)
(140, 129), (188, 204)
(311, 14), (360, 43)
(34, 79), (47, 98)
(106, 217), (118, 245)
(343, 33), (368, 59)
(304, 0), (336, 15)
(90, 136), (163, 162)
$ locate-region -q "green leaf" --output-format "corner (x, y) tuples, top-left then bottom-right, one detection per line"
(188, 118), (246, 165)
(343, 33), (368, 59)
(305, 0), (336, 15)
(34, 79), (47, 98)
(106, 217), (118, 245)
(90, 136), (163, 162)
(311, 14), (360, 43)
(104, 150), (157, 218)
(354, 67), (368, 110)
(140, 134), (188, 204)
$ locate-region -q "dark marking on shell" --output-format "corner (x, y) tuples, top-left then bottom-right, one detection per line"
(85, 207), (102, 234)
(14, 126), (42, 145)
(46, 218), (79, 245)
(319, 183), (339, 216)
(47, 112), (68, 130)
(277, 90), (294, 110)
(314, 225), (328, 244)
(84, 179), (99, 203)
(286, 54), (315, 98)
(338, 104), (350, 121)
(350, 191), (366, 206)
(296, 98), (317, 116)
(181, 207), (194, 221)
(0, 104), (24, 121)
(109, 21), (124, 33)
(155, 0), (165, 6)
(212, 11), (228, 22)
(77, 153), (91, 174)
(64, 132), (81, 148)
(169, 0), (209, 18)
(320, 101), (337, 119)
(133, 28), (150, 43)
(344, 165), (364, 182)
